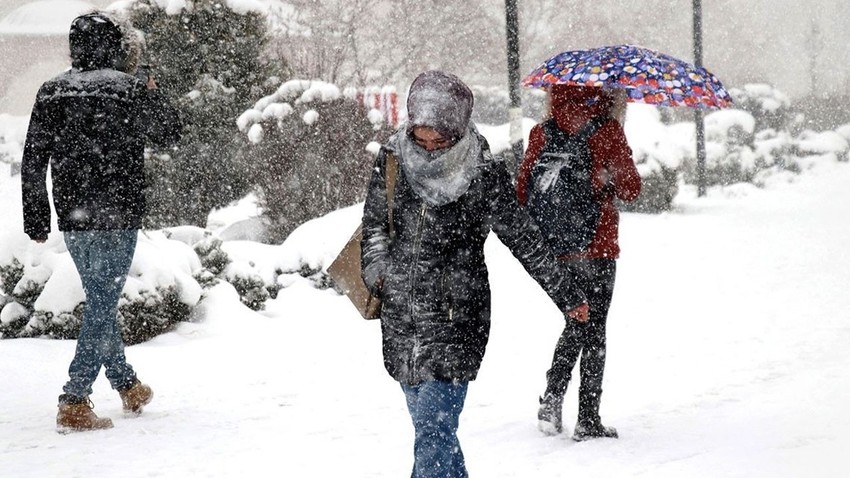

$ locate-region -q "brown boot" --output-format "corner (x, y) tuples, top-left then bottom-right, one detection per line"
(56, 395), (113, 433)
(119, 380), (153, 414)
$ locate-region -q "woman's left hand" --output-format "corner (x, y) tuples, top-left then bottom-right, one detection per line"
(566, 302), (589, 323)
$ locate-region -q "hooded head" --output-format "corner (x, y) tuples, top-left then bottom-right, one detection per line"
(69, 11), (138, 73)
(406, 70), (474, 145)
(549, 84), (615, 134)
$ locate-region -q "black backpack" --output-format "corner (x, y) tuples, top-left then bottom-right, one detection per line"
(526, 117), (606, 256)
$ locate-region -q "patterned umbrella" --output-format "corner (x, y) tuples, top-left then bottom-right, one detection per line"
(522, 44), (733, 109)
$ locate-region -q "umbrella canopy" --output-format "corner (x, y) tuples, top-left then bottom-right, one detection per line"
(522, 44), (733, 109)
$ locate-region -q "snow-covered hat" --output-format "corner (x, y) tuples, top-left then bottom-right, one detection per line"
(406, 70), (474, 143)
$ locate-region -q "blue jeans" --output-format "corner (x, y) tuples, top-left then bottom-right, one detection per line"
(63, 230), (138, 398)
(401, 380), (469, 478)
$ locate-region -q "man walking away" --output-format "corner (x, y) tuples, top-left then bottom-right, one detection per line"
(21, 10), (182, 432)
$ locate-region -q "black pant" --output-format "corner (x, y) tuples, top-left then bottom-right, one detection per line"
(545, 258), (616, 423)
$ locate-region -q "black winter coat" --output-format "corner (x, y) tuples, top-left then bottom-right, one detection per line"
(361, 135), (586, 385)
(21, 69), (182, 240)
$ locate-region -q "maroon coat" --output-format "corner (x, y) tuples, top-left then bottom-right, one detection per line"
(516, 85), (641, 260)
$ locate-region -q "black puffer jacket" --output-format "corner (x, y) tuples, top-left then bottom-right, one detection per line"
(361, 134), (586, 385)
(21, 12), (181, 240)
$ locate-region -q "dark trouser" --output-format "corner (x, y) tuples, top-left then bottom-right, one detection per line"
(544, 258), (616, 425)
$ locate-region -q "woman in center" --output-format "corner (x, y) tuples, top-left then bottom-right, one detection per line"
(361, 70), (589, 477)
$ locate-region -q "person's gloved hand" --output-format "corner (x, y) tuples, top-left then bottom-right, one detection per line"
(565, 302), (589, 323)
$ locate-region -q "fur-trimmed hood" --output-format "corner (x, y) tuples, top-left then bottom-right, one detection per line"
(69, 10), (142, 74)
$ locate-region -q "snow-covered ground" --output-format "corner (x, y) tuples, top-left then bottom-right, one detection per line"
(1, 144), (849, 476)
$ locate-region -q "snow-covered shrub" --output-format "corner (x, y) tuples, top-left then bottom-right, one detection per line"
(162, 226), (280, 311)
(128, 0), (281, 108)
(119, 286), (190, 345)
(621, 105), (684, 212)
(0, 301), (30, 338)
(793, 130), (850, 162)
(0, 141), (22, 170)
(682, 109), (759, 187)
(0, 233), (205, 342)
(219, 242), (283, 309)
(193, 234), (231, 278)
(836, 123), (850, 143)
(620, 153), (679, 213)
(0, 114), (27, 173)
(728, 83), (794, 133)
(128, 0), (287, 228)
(753, 129), (797, 173)
(144, 76), (252, 227)
(223, 261), (269, 311)
(0, 258), (29, 337)
(239, 80), (391, 243)
(295, 263), (333, 290)
(0, 258), (24, 301)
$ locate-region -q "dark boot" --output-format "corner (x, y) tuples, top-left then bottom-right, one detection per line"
(573, 390), (617, 441)
(56, 394), (113, 433)
(118, 379), (153, 415)
(537, 392), (564, 435)
(572, 420), (618, 441)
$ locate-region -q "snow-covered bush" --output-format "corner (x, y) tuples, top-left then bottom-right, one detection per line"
(0, 258), (31, 337)
(128, 0), (287, 228)
(0, 233), (205, 343)
(0, 221), (283, 342)
(223, 261), (270, 311)
(621, 105), (683, 212)
(192, 235), (231, 278)
(128, 0), (280, 108)
(752, 129), (797, 174)
(163, 226), (279, 311)
(682, 109), (759, 186)
(622, 152), (680, 213)
(144, 75), (252, 227)
(794, 130), (850, 163)
(837, 124), (850, 143)
(728, 83), (795, 133)
(238, 79), (390, 243)
(0, 114), (27, 175)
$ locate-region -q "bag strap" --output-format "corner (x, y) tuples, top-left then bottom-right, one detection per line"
(541, 118), (562, 144)
(385, 152), (399, 240)
(542, 116), (607, 144)
(575, 116), (607, 142)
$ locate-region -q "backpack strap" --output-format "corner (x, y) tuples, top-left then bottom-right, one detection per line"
(541, 118), (563, 144)
(574, 116), (608, 142)
(542, 116), (607, 144)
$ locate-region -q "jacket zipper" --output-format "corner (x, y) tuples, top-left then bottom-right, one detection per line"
(408, 203), (427, 380)
(442, 267), (454, 322)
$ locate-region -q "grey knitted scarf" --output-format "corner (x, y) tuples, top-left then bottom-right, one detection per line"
(391, 125), (482, 207)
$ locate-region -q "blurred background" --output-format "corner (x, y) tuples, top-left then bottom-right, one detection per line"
(2, 0), (849, 124)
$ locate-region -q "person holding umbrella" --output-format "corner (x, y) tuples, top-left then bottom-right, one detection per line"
(519, 44), (732, 441)
(361, 70), (589, 477)
(516, 84), (641, 441)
